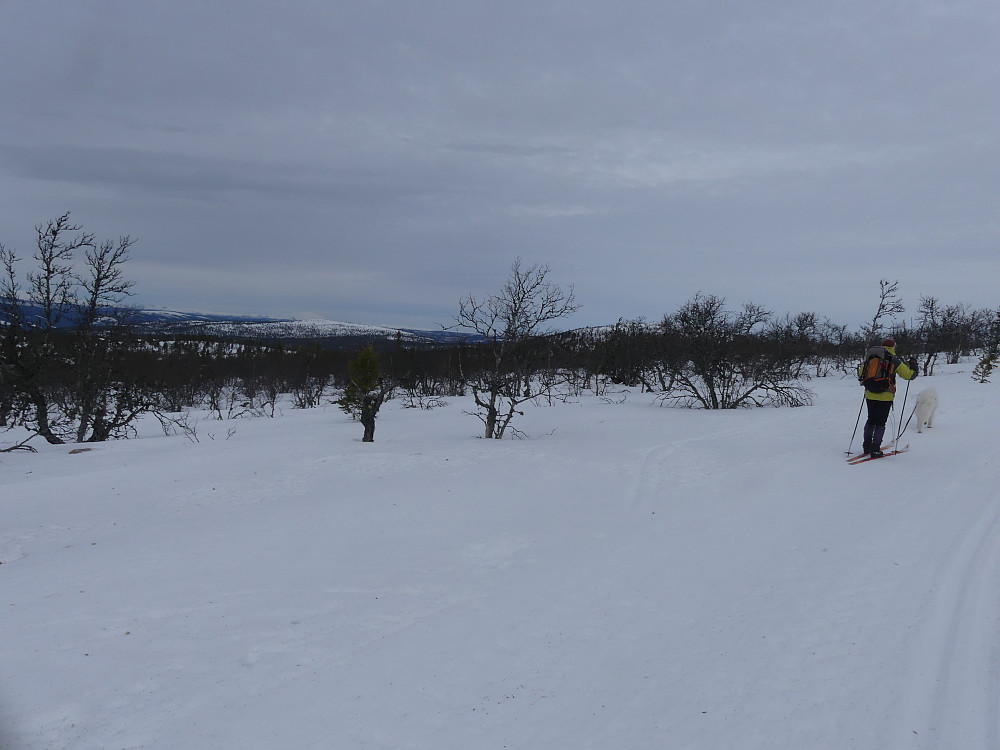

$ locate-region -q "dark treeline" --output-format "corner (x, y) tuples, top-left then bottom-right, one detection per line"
(5, 291), (997, 448)
(2, 214), (998, 447)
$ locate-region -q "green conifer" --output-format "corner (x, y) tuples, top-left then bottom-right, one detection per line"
(338, 344), (381, 417)
(972, 350), (998, 384)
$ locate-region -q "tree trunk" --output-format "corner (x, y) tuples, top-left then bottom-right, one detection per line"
(30, 388), (64, 444)
(484, 405), (497, 439)
(360, 391), (385, 442)
(362, 419), (375, 442)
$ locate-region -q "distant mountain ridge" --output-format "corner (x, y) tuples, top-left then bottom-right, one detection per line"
(0, 301), (476, 348)
(139, 311), (475, 347)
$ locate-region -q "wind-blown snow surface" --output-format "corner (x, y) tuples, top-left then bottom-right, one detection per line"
(2, 363), (998, 749)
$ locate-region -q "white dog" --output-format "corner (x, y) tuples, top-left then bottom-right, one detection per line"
(913, 387), (938, 433)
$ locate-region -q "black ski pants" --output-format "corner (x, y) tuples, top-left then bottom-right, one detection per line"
(863, 398), (893, 448)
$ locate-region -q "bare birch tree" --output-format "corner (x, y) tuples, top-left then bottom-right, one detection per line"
(862, 279), (905, 345)
(455, 258), (579, 438)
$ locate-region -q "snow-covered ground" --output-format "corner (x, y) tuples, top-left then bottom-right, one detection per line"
(2, 362), (998, 749)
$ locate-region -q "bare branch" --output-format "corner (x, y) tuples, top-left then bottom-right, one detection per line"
(864, 279), (904, 344)
(27, 212), (93, 330)
(78, 235), (137, 328)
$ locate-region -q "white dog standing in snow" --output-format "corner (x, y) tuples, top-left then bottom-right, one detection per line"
(912, 387), (938, 433)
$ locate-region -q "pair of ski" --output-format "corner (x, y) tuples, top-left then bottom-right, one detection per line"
(846, 441), (909, 465)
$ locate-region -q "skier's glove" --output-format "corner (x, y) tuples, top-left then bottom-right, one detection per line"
(908, 357), (918, 372)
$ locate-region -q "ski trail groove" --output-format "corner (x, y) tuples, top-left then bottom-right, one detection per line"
(627, 423), (754, 516)
(891, 496), (1000, 749)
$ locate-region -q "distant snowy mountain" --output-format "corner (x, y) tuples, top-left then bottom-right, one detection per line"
(131, 308), (477, 347)
(2, 301), (478, 348)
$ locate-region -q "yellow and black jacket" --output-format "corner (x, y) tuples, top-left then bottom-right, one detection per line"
(860, 345), (916, 401)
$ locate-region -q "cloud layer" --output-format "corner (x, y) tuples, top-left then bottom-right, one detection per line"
(2, 1), (998, 329)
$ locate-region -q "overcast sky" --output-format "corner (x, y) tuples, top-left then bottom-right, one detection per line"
(2, 1), (999, 331)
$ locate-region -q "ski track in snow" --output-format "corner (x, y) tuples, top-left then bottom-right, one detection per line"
(627, 418), (762, 516)
(890, 490), (1000, 748)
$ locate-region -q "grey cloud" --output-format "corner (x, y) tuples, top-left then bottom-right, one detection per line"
(1, 0), (998, 329)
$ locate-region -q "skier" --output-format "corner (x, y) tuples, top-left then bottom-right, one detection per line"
(861, 338), (918, 457)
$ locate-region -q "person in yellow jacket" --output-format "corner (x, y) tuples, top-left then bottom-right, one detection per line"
(861, 338), (918, 457)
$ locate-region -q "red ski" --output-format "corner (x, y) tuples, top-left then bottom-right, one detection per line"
(848, 445), (909, 465)
(845, 441), (895, 463)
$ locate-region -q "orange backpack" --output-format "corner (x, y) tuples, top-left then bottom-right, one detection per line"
(859, 347), (895, 393)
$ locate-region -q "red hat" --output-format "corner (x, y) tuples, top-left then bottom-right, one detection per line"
(882, 338), (896, 348)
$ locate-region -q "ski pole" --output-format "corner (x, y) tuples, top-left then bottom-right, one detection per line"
(846, 393), (866, 456)
(897, 403), (917, 439)
(895, 377), (912, 447)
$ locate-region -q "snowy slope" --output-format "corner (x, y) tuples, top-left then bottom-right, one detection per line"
(1, 363), (998, 749)
(174, 317), (432, 344)
(136, 314), (472, 346)
(4, 301), (475, 345)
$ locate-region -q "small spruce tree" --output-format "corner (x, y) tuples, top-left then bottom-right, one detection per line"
(972, 351), (998, 384)
(338, 344), (381, 417)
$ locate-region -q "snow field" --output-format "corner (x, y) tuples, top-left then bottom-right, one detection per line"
(1, 362), (998, 749)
